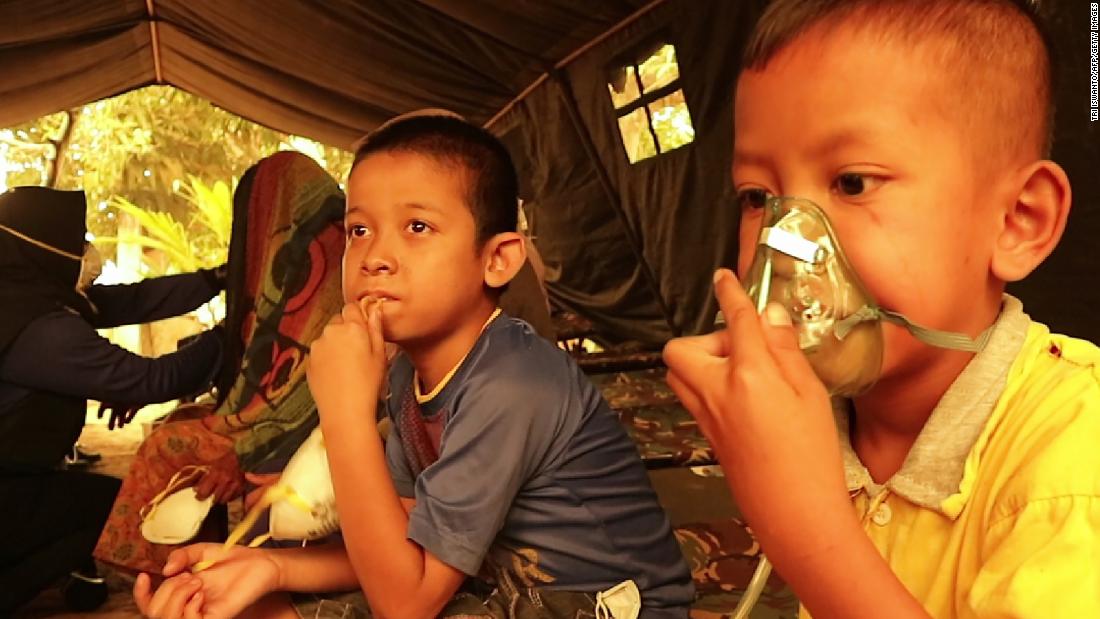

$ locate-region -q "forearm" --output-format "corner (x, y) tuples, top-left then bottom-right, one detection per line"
(321, 406), (451, 617)
(88, 270), (221, 327)
(0, 312), (221, 404)
(752, 488), (930, 619)
(268, 543), (359, 592)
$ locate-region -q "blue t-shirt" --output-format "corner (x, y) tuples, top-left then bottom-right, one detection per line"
(384, 314), (693, 616)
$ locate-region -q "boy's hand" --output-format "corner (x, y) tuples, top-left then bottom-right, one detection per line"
(307, 299), (387, 425)
(663, 269), (851, 546)
(133, 544), (280, 619)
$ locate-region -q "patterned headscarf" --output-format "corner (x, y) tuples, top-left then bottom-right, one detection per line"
(214, 152), (346, 470)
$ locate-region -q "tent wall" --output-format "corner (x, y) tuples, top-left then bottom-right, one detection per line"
(154, 0), (534, 148)
(1006, 3), (1100, 345)
(497, 85), (674, 344)
(565, 0), (767, 341)
(498, 0), (768, 345)
(0, 4), (154, 128)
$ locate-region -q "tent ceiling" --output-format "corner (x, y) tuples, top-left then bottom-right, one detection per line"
(0, 0), (654, 148)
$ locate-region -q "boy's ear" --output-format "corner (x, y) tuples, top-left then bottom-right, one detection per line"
(482, 231), (527, 289)
(991, 160), (1071, 282)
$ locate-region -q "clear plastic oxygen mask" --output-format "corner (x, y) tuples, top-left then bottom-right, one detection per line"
(736, 196), (990, 397)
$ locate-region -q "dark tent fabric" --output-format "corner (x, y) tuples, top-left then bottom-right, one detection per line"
(1004, 4), (1100, 347)
(1, 0), (1097, 346)
(495, 0), (768, 343)
(0, 0), (653, 148)
(497, 98), (675, 344)
(562, 0), (768, 340)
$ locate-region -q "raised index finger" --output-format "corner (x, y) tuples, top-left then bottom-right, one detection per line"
(712, 269), (770, 368)
(366, 298), (385, 353)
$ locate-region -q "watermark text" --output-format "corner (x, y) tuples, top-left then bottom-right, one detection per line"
(1091, 3), (1098, 121)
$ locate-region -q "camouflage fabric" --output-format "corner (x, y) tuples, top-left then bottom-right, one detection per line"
(575, 351), (664, 374)
(619, 404), (714, 468)
(594, 371), (800, 617)
(552, 311), (596, 342)
(591, 370), (715, 468)
(293, 564), (599, 619)
(590, 369), (679, 409)
(674, 519), (799, 619)
(292, 500), (801, 619)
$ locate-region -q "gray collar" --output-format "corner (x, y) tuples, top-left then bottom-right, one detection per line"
(836, 295), (1030, 516)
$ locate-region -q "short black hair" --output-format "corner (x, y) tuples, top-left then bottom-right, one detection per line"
(351, 115), (519, 247)
(741, 0), (1055, 158)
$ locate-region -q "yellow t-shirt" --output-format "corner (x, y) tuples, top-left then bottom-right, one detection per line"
(802, 296), (1100, 618)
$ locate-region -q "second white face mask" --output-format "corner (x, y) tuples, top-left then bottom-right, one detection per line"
(268, 426), (339, 541)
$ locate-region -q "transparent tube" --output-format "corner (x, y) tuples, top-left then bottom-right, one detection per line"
(731, 556), (772, 619)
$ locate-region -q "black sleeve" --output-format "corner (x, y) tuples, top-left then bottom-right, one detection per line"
(0, 310), (223, 404)
(86, 269), (222, 328)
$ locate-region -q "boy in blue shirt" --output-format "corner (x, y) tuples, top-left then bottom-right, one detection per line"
(135, 113), (692, 618)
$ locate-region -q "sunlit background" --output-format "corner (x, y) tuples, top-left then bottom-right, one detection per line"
(1, 86), (354, 423)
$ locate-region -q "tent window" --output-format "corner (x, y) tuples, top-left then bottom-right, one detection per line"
(607, 43), (695, 163)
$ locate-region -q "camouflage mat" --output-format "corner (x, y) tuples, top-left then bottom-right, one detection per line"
(591, 369), (716, 468)
(596, 371), (801, 618)
(574, 350), (664, 374)
(590, 368), (679, 409)
(620, 404), (714, 468)
(676, 519), (799, 619)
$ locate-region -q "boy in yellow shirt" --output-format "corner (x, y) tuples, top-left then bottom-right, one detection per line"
(664, 1), (1100, 617)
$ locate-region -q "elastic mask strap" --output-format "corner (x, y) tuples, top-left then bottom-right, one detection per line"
(0, 224), (82, 261)
(140, 465), (209, 520)
(832, 306), (880, 340)
(879, 309), (992, 352)
(834, 306), (991, 352)
(192, 483), (315, 573)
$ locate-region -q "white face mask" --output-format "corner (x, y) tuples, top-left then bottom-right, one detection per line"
(191, 427), (340, 573)
(140, 467), (215, 545)
(738, 196), (990, 396)
(595, 580), (641, 619)
(141, 488), (214, 545)
(76, 244), (102, 293)
(267, 426), (339, 540)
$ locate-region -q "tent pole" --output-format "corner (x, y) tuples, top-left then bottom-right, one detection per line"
(145, 0), (163, 83)
(550, 71), (680, 338)
(485, 0), (669, 129)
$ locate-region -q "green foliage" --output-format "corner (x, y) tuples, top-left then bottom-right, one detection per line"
(1, 86), (353, 273)
(95, 175), (233, 276)
(176, 176), (233, 272)
(95, 197), (202, 275)
(607, 43), (696, 164)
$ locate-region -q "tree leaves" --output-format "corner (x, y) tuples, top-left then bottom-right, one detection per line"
(2, 85), (353, 275)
